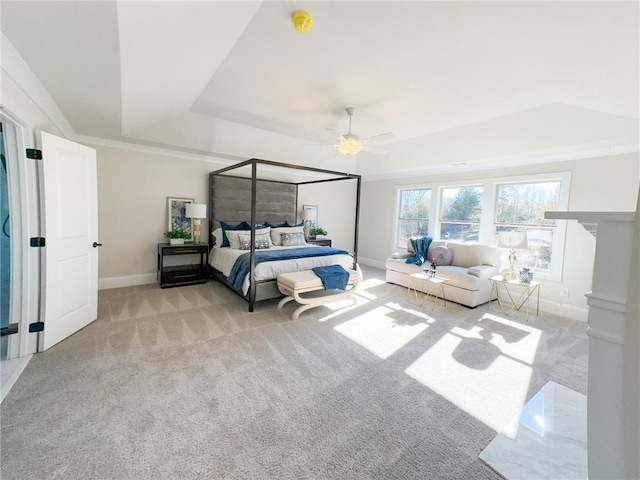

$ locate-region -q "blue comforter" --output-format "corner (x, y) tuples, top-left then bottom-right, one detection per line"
(228, 247), (352, 290)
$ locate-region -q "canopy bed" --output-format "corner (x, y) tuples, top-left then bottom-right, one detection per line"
(208, 158), (361, 312)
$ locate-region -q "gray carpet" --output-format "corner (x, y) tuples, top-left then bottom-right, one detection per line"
(1, 266), (588, 479)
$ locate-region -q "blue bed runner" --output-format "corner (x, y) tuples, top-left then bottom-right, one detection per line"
(312, 265), (350, 290)
(228, 247), (352, 290)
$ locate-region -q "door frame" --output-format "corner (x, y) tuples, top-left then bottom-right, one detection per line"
(0, 107), (40, 357)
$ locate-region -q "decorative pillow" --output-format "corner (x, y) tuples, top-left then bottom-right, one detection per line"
(228, 227), (271, 249)
(220, 221), (251, 247)
(281, 232), (307, 247)
(270, 226), (304, 246)
(430, 246), (453, 266)
(238, 231), (272, 250)
(211, 228), (223, 248)
(266, 221), (290, 228)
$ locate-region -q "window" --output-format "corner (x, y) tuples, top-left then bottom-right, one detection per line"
(494, 181), (561, 273)
(397, 188), (430, 248)
(394, 172), (570, 280)
(439, 186), (483, 241)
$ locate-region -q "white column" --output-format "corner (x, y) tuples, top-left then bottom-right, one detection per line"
(546, 211), (636, 480)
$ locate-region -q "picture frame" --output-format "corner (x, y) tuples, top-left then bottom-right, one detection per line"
(167, 197), (194, 239)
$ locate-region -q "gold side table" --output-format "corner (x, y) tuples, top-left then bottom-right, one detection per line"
(489, 275), (541, 320)
(407, 273), (449, 310)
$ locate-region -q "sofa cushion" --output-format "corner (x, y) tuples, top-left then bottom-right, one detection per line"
(436, 266), (481, 291)
(430, 246), (453, 266)
(447, 242), (501, 268)
(385, 257), (424, 275)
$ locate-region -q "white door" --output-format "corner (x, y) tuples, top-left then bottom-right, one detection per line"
(39, 132), (98, 351)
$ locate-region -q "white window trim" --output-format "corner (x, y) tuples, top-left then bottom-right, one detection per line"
(393, 171), (571, 282)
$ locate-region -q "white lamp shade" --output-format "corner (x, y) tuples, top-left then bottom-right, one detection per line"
(185, 203), (207, 219)
(497, 231), (528, 249)
(301, 209), (313, 220)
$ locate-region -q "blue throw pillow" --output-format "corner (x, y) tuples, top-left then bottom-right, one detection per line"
(266, 221), (290, 228)
(220, 221), (251, 247)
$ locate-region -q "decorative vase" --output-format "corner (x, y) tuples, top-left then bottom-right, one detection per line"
(169, 238), (184, 245)
(519, 268), (533, 283)
(315, 234), (326, 239)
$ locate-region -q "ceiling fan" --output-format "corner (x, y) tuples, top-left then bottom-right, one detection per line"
(319, 107), (395, 155)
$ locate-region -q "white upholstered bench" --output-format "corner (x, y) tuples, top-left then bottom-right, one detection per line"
(277, 269), (360, 320)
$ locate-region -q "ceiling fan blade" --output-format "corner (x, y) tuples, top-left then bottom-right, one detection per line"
(362, 132), (395, 144)
(362, 145), (388, 155)
(325, 128), (346, 141)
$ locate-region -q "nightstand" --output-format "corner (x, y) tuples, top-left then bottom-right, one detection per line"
(157, 243), (209, 288)
(307, 238), (332, 247)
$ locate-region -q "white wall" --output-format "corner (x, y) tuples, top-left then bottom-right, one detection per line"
(297, 179), (358, 253)
(358, 153), (639, 320)
(93, 144), (216, 288)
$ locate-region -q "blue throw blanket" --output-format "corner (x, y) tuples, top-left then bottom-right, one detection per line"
(405, 236), (432, 265)
(228, 247), (352, 290)
(313, 265), (350, 290)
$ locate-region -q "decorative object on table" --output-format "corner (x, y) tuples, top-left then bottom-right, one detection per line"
(164, 230), (190, 245)
(301, 205), (317, 240)
(497, 231), (529, 280)
(167, 197), (194, 240)
(500, 268), (511, 281)
(185, 203), (207, 244)
(519, 267), (534, 283)
(310, 227), (327, 239)
(430, 257), (437, 277)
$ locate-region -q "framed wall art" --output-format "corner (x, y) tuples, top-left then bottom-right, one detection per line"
(167, 197), (194, 239)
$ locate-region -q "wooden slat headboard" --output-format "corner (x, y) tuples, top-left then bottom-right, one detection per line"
(209, 175), (297, 244)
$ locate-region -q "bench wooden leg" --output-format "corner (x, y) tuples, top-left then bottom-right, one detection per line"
(277, 282), (359, 320)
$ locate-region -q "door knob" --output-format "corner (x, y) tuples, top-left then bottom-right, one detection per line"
(92, 242), (103, 248)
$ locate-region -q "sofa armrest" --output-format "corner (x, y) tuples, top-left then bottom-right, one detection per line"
(468, 265), (499, 279)
(391, 251), (412, 259)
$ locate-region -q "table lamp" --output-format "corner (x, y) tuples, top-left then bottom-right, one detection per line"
(301, 208), (313, 240)
(497, 231), (528, 280)
(185, 203), (207, 244)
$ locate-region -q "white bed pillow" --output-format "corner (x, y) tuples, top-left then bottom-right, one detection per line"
(227, 227), (271, 249)
(270, 226), (304, 246)
(212, 228), (223, 247)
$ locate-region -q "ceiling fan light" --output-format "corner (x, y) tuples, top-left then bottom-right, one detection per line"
(336, 138), (364, 155)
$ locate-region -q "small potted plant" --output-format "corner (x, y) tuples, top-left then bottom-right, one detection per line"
(310, 227), (328, 239)
(164, 230), (190, 245)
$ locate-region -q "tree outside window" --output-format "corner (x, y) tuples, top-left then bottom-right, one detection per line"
(397, 188), (430, 248)
(439, 186), (483, 241)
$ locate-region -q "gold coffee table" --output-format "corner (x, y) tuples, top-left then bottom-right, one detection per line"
(407, 273), (448, 310)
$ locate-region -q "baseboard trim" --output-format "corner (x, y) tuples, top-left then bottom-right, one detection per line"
(99, 273), (157, 290)
(539, 298), (589, 322)
(358, 256), (386, 270)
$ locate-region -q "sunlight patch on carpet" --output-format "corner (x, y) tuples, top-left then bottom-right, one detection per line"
(333, 304), (432, 359)
(352, 277), (386, 300)
(405, 314), (541, 432)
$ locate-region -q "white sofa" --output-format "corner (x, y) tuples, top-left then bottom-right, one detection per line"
(385, 240), (501, 308)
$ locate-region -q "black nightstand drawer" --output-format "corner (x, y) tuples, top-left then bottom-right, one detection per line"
(157, 243), (209, 288)
(308, 238), (332, 247)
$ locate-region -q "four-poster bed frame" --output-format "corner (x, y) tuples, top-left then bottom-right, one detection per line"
(208, 158), (361, 312)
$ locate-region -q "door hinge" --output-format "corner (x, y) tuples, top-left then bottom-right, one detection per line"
(30, 237), (46, 247)
(29, 322), (45, 333)
(0, 323), (19, 337)
(26, 148), (43, 160)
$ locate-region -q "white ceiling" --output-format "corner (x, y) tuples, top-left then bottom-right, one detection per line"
(2, 1), (639, 177)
